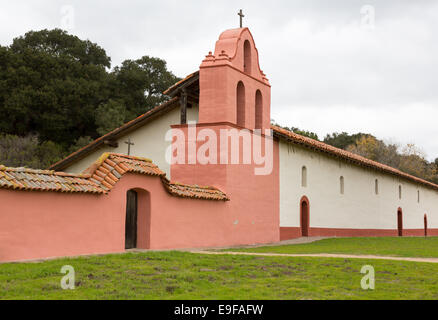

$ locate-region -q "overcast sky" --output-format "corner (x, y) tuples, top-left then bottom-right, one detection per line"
(1, 1), (437, 159)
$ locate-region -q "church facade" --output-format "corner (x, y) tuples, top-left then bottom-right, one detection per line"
(0, 28), (437, 262)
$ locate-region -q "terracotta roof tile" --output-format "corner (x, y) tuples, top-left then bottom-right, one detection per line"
(161, 178), (230, 201)
(272, 125), (438, 191)
(162, 71), (199, 95)
(0, 153), (228, 201)
(0, 165), (98, 193)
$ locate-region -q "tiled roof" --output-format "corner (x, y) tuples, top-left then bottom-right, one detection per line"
(272, 125), (438, 191)
(161, 179), (230, 201)
(83, 153), (165, 192)
(0, 153), (229, 201)
(163, 71), (199, 96)
(0, 165), (100, 193)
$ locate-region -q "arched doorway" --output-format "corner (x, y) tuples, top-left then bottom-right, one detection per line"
(125, 189), (138, 249)
(424, 214), (428, 237)
(300, 196), (310, 237)
(397, 208), (403, 237)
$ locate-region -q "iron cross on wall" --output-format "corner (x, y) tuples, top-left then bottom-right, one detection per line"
(124, 138), (134, 156)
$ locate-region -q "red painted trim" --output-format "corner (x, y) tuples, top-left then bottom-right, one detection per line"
(280, 227), (301, 240)
(300, 196), (310, 237)
(280, 227), (438, 240)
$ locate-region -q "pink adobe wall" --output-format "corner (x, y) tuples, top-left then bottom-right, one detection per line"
(170, 123), (280, 247)
(135, 188), (151, 249)
(0, 188), (125, 262)
(0, 173), (234, 263)
(0, 167), (279, 263)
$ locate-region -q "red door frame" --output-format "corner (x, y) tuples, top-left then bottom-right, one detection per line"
(397, 208), (403, 237)
(300, 196), (310, 237)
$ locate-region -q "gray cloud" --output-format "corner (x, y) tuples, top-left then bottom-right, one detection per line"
(0, 1), (437, 159)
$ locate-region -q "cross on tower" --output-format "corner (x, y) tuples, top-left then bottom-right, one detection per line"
(238, 9), (244, 28)
(124, 138), (134, 155)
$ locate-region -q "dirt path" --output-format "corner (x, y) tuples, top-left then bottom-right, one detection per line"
(190, 251), (438, 264)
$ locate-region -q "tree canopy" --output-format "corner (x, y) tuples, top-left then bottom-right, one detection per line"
(323, 132), (372, 150)
(2, 29), (112, 146)
(111, 56), (179, 119)
(0, 29), (180, 167)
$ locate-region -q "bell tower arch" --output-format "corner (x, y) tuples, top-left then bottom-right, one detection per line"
(199, 28), (271, 131)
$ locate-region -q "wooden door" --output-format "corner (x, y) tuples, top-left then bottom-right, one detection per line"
(125, 190), (138, 249)
(424, 214), (428, 237)
(397, 209), (403, 237)
(301, 199), (309, 237)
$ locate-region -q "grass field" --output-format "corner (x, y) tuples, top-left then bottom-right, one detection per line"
(1, 248), (438, 299)
(227, 237), (438, 258)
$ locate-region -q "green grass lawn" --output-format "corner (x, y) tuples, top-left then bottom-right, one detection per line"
(228, 237), (438, 258)
(1, 250), (438, 299)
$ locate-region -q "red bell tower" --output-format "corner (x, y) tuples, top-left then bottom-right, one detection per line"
(198, 28), (271, 131)
(169, 27), (279, 246)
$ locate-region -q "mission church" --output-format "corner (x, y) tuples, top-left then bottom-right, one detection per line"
(0, 25), (437, 262)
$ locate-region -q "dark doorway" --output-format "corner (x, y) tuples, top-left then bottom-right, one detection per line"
(125, 190), (138, 249)
(300, 197), (310, 237)
(424, 214), (428, 237)
(397, 208), (403, 237)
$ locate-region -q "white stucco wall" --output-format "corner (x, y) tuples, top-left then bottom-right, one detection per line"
(279, 140), (438, 230)
(64, 104), (199, 177)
